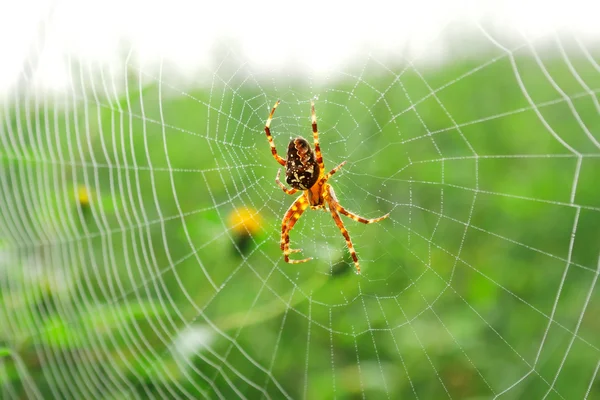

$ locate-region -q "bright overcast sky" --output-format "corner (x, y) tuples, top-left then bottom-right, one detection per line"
(0, 0), (598, 96)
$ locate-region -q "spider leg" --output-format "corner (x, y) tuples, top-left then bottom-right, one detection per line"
(311, 100), (325, 171)
(275, 169), (298, 195)
(338, 207), (390, 224)
(327, 195), (361, 274)
(265, 99), (286, 166)
(319, 161), (347, 185)
(325, 184), (390, 274)
(328, 184), (390, 224)
(281, 194), (312, 264)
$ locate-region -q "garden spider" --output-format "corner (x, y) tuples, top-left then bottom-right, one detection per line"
(264, 99), (389, 274)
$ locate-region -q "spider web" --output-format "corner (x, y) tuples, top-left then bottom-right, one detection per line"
(1, 4), (600, 400)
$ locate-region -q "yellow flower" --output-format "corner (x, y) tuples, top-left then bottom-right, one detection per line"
(77, 185), (91, 207)
(228, 207), (262, 236)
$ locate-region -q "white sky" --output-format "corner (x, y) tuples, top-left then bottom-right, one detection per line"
(0, 0), (599, 96)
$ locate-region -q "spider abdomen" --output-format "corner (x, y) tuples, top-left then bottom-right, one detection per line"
(285, 136), (320, 190)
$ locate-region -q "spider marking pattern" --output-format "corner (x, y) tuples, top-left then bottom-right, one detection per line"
(264, 99), (389, 274)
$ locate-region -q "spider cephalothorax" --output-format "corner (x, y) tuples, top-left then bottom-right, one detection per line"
(264, 99), (389, 274)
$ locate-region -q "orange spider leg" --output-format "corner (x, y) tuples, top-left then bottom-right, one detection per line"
(327, 184), (389, 224)
(327, 193), (361, 273)
(265, 99), (286, 166)
(310, 100), (325, 171)
(320, 161), (347, 185)
(326, 184), (390, 273)
(275, 169), (298, 195)
(281, 194), (312, 263)
(337, 206), (390, 225)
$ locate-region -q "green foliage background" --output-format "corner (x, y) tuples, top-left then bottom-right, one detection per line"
(1, 47), (600, 399)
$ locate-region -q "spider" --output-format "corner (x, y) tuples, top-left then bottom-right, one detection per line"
(264, 99), (389, 274)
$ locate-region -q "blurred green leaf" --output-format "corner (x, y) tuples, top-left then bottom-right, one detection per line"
(37, 301), (173, 350)
(0, 347), (11, 358)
